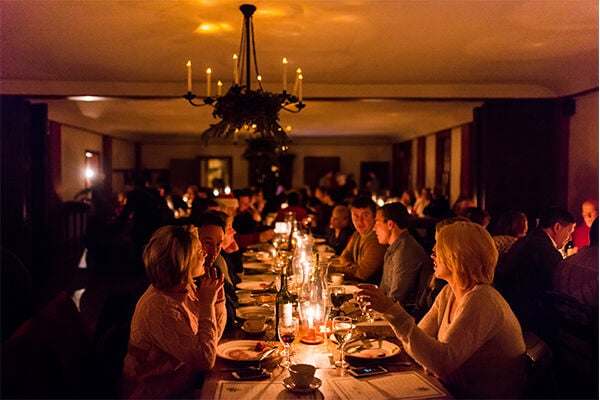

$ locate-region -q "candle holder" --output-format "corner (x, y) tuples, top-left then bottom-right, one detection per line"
(183, 4), (305, 148)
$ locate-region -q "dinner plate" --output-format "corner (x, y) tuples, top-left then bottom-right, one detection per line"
(241, 323), (269, 334)
(345, 339), (401, 359)
(236, 305), (274, 320)
(243, 262), (270, 271)
(216, 340), (279, 361)
(313, 238), (327, 244)
(236, 281), (273, 291)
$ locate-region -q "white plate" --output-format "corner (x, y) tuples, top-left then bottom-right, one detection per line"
(255, 251), (273, 262)
(341, 285), (359, 294)
(216, 340), (278, 361)
(237, 281), (273, 291)
(243, 262), (270, 271)
(345, 339), (401, 359)
(237, 294), (255, 305)
(236, 305), (274, 320)
(282, 377), (322, 393)
(313, 238), (327, 244)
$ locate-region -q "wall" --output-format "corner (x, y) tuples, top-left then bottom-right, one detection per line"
(450, 126), (462, 205)
(141, 139), (392, 190)
(60, 126), (102, 201)
(111, 138), (136, 193)
(568, 91), (599, 217)
(425, 135), (436, 189)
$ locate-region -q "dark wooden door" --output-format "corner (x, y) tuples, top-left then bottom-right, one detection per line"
(392, 141), (412, 194)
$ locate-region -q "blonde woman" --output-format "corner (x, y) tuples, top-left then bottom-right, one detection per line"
(358, 221), (526, 398)
(122, 225), (226, 399)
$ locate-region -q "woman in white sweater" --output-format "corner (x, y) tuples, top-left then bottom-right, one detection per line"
(122, 225), (226, 399)
(358, 221), (527, 398)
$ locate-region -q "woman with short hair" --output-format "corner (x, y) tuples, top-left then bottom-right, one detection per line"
(359, 221), (527, 398)
(122, 225), (226, 399)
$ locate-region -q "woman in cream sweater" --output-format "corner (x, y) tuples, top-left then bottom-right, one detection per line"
(358, 221), (527, 398)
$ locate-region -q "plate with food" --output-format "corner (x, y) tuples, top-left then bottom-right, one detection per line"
(344, 339), (401, 359)
(217, 340), (279, 362)
(236, 281), (274, 291)
(236, 305), (274, 320)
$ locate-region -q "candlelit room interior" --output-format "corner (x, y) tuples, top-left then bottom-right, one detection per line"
(1, 1), (598, 399)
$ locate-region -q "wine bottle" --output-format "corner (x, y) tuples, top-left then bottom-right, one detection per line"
(275, 261), (294, 339)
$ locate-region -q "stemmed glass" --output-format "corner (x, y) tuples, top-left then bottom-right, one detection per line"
(329, 286), (346, 317)
(332, 316), (353, 368)
(278, 316), (299, 368)
(356, 284), (378, 322)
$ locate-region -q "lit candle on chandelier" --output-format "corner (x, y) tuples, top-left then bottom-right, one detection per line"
(186, 60), (192, 92)
(298, 73), (303, 102)
(282, 57), (288, 92)
(206, 68), (212, 97)
(217, 80), (223, 96)
(233, 54), (239, 85)
(293, 68), (302, 96)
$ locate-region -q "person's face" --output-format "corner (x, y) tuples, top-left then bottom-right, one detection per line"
(374, 209), (392, 245)
(351, 206), (375, 234)
(197, 225), (224, 268)
(190, 241), (207, 278)
(238, 195), (251, 209)
(552, 222), (576, 249)
(431, 243), (451, 282)
(582, 202), (598, 227)
(330, 209), (348, 230)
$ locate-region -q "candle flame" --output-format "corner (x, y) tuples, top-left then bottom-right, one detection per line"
(206, 68), (212, 74)
(296, 68), (302, 74)
(233, 54), (238, 60)
(282, 57), (288, 64)
(186, 60), (191, 67)
(257, 75), (262, 81)
(217, 80), (223, 86)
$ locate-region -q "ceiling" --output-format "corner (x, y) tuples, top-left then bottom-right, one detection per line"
(1, 0), (597, 143)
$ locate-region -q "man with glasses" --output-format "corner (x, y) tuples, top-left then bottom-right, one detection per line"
(333, 196), (387, 283)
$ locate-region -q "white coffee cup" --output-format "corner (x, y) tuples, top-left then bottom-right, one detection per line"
(289, 363), (315, 388)
(330, 273), (344, 285)
(243, 315), (266, 331)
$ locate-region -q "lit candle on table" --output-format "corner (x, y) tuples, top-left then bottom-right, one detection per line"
(293, 68), (302, 96)
(233, 54), (239, 85)
(206, 68), (212, 97)
(282, 57), (288, 92)
(186, 60), (192, 92)
(217, 80), (223, 96)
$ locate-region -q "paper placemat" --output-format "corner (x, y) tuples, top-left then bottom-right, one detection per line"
(215, 380), (322, 400)
(330, 371), (445, 400)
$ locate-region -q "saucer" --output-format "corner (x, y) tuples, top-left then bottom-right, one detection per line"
(282, 377), (322, 393)
(241, 323), (268, 334)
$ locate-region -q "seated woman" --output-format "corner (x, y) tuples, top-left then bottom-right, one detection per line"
(121, 225), (226, 399)
(358, 221), (527, 399)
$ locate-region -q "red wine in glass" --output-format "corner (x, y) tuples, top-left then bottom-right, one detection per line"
(331, 293), (345, 308)
(280, 333), (295, 344)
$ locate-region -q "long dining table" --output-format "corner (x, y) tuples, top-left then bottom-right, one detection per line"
(195, 251), (452, 400)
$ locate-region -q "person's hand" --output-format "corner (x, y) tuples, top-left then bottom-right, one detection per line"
(259, 229), (275, 242)
(357, 283), (394, 313)
(195, 267), (224, 305)
(222, 226), (239, 253)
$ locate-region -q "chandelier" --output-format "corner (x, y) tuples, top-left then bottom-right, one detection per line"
(184, 4), (305, 148)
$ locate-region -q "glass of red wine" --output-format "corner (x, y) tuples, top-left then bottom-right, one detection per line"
(278, 316), (299, 368)
(329, 285), (346, 316)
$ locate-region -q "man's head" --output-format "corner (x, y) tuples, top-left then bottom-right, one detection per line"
(192, 211), (226, 268)
(330, 205), (350, 230)
(350, 196), (377, 235)
(374, 202), (409, 245)
(581, 199), (598, 228)
(234, 188), (253, 210)
(539, 207), (576, 249)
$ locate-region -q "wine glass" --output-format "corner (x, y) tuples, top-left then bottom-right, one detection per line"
(332, 316), (353, 368)
(356, 284), (378, 322)
(278, 316), (299, 368)
(329, 285), (346, 316)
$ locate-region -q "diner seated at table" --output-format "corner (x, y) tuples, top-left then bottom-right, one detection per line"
(325, 205), (355, 255)
(232, 188), (274, 249)
(275, 191), (309, 222)
(358, 221), (527, 399)
(121, 225), (226, 399)
(332, 196), (387, 283)
(192, 211), (240, 332)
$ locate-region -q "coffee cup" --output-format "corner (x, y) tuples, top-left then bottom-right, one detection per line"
(289, 363), (315, 388)
(330, 273), (344, 285)
(243, 315), (266, 332)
